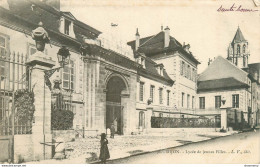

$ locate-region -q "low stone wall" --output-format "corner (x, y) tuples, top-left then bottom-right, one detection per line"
(146, 128), (220, 134)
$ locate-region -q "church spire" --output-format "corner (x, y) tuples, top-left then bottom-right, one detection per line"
(232, 26), (247, 44)
(227, 27), (249, 69)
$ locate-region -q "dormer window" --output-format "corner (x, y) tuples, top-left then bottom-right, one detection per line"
(135, 53), (146, 68)
(64, 19), (71, 35)
(59, 16), (75, 38)
(155, 64), (164, 76)
(159, 67), (163, 76)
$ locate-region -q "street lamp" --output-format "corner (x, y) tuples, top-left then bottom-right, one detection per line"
(57, 46), (71, 69)
(44, 46), (70, 91)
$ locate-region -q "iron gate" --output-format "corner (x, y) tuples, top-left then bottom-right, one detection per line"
(0, 52), (31, 162)
(106, 101), (124, 135)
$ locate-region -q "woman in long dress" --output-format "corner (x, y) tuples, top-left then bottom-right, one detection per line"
(99, 133), (110, 164)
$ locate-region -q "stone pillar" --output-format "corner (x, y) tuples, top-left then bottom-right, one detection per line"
(220, 108), (227, 130)
(121, 90), (130, 135)
(26, 51), (55, 161)
(145, 107), (153, 134)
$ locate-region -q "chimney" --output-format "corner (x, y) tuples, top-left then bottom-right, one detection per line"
(135, 28), (140, 51)
(164, 26), (170, 48)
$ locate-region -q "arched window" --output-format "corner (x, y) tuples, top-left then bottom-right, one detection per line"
(243, 45), (246, 53)
(139, 111), (145, 128)
(237, 45), (240, 54)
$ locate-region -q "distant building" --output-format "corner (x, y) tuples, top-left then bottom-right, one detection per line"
(198, 27), (260, 127)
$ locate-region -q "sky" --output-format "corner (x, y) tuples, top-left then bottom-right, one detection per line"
(60, 0), (260, 73)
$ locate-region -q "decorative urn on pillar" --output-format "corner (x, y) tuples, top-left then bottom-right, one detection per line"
(221, 96), (226, 107)
(32, 22), (50, 52)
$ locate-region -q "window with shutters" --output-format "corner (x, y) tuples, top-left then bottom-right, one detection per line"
(181, 61), (185, 76)
(187, 65), (191, 79)
(150, 85), (154, 103)
(167, 90), (170, 106)
(0, 35), (7, 57)
(187, 94), (190, 108)
(232, 94), (239, 108)
(215, 96), (221, 109)
(182, 92), (185, 107)
(192, 96), (195, 109)
(199, 97), (205, 109)
(62, 60), (75, 90)
(159, 88), (163, 104)
(0, 34), (9, 81)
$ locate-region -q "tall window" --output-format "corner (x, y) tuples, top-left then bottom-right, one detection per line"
(159, 88), (163, 104)
(181, 61), (185, 76)
(237, 45), (240, 54)
(150, 85), (154, 103)
(192, 68), (195, 81)
(0, 35), (7, 57)
(199, 97), (205, 109)
(192, 96), (195, 109)
(62, 60), (75, 90)
(139, 111), (145, 128)
(182, 92), (185, 107)
(64, 19), (71, 35)
(243, 44), (246, 53)
(187, 94), (190, 108)
(215, 96), (221, 109)
(139, 82), (144, 101)
(167, 90), (170, 106)
(187, 65), (191, 79)
(232, 94), (239, 108)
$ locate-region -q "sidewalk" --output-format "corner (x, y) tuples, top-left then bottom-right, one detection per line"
(25, 129), (238, 164)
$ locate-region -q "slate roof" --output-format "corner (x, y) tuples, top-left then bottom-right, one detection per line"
(127, 31), (200, 64)
(197, 77), (249, 92)
(1, 0), (174, 85)
(232, 27), (247, 44)
(141, 56), (174, 85)
(198, 56), (248, 84)
(4, 0), (101, 40)
(88, 44), (174, 85)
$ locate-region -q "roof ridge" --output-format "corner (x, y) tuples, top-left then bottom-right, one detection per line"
(198, 56), (248, 79)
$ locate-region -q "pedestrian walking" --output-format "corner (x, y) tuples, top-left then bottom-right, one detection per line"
(99, 133), (110, 164)
(110, 124), (115, 138)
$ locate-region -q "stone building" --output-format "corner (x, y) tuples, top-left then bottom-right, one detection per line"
(198, 27), (260, 127)
(127, 27), (200, 119)
(1, 0), (201, 135)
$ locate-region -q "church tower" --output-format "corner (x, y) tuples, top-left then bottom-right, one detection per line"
(227, 27), (250, 68)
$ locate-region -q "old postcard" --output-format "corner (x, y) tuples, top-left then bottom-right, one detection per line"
(0, 0), (259, 165)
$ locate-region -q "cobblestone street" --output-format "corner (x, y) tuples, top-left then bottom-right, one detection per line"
(43, 130), (237, 164)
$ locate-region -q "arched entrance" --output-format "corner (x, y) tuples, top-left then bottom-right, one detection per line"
(106, 75), (127, 135)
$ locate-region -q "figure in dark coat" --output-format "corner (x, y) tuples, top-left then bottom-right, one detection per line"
(99, 133), (110, 164)
(110, 124), (115, 138)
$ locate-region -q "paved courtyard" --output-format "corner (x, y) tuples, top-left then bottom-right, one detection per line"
(26, 129), (237, 164)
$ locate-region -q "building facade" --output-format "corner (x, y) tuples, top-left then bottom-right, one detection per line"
(1, 0), (202, 135)
(198, 27), (260, 127)
(127, 27), (200, 119)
